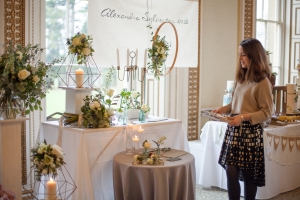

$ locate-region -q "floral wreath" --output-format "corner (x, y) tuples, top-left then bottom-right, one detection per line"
(66, 32), (95, 64)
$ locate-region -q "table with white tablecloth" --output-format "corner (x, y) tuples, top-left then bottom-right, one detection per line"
(37, 118), (190, 200)
(199, 121), (300, 199)
(113, 151), (196, 200)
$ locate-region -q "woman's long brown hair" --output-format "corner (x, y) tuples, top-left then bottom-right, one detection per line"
(235, 38), (271, 83)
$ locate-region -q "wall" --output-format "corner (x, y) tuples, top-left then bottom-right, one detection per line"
(199, 0), (239, 128)
(0, 0), (4, 54)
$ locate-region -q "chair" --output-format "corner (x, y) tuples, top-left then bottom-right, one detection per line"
(272, 86), (287, 115)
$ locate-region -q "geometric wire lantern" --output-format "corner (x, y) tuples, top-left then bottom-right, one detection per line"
(57, 54), (101, 88)
(22, 165), (77, 200)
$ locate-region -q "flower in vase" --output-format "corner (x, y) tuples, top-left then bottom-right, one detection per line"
(141, 104), (150, 113)
(153, 136), (167, 147)
(131, 91), (139, 98)
(142, 139), (151, 149)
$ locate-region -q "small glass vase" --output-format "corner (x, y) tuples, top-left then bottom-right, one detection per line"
(139, 110), (146, 123)
(0, 89), (24, 119)
(156, 146), (161, 155)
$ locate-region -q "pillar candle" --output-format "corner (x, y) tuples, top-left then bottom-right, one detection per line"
(75, 68), (84, 88)
(117, 48), (120, 66)
(46, 178), (57, 200)
(135, 49), (138, 66)
(144, 49), (147, 68)
(127, 48), (129, 67)
(226, 80), (234, 93)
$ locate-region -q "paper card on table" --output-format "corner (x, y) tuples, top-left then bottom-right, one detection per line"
(273, 135), (280, 151)
(296, 137), (300, 151)
(282, 137), (287, 151)
(289, 138), (295, 152)
(267, 133), (272, 146)
(164, 149), (187, 158)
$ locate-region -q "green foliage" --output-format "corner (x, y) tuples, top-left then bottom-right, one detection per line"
(0, 42), (64, 114)
(80, 94), (112, 128)
(147, 34), (170, 80)
(118, 88), (141, 111)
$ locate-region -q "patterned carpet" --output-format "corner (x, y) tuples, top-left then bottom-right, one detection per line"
(195, 184), (300, 200)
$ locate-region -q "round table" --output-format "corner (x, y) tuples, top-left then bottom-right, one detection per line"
(113, 150), (196, 200)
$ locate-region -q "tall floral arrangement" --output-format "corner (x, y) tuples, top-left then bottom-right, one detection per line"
(147, 26), (170, 79)
(0, 43), (62, 115)
(66, 32), (94, 64)
(31, 140), (65, 181)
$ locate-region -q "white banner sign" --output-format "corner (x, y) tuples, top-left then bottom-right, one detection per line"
(88, 0), (198, 68)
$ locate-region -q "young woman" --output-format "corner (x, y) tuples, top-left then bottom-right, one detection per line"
(213, 38), (273, 200)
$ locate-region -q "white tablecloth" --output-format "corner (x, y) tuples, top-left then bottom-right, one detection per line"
(199, 121), (300, 199)
(37, 118), (190, 200)
(113, 151), (196, 200)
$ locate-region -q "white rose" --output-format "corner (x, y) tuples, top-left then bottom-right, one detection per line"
(144, 141), (151, 149)
(34, 158), (39, 165)
(18, 69), (31, 80)
(82, 48), (91, 56)
(131, 91), (139, 98)
(106, 107), (114, 116)
(162, 54), (167, 60)
(42, 169), (48, 175)
(51, 144), (64, 158)
(80, 34), (86, 40)
(89, 101), (100, 110)
(141, 104), (149, 112)
(16, 51), (23, 60)
(146, 158), (153, 165)
(106, 89), (114, 97)
(32, 75), (40, 83)
(157, 47), (165, 54)
(72, 37), (82, 46)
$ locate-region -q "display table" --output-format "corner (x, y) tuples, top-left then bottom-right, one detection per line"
(37, 118), (190, 200)
(113, 151), (196, 200)
(199, 121), (300, 199)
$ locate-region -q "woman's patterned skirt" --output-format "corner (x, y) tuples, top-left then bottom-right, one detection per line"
(218, 121), (265, 187)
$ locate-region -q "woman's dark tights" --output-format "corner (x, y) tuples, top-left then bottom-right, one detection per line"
(225, 165), (257, 200)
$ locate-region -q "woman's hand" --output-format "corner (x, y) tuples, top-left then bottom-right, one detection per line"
(212, 107), (226, 114)
(227, 115), (243, 126)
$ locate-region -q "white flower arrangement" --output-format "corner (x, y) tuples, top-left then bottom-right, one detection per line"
(66, 32), (94, 64)
(30, 140), (65, 181)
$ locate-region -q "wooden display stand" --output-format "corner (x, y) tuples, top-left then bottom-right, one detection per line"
(60, 86), (94, 114)
(0, 117), (28, 200)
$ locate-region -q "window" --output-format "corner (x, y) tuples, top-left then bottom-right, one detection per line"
(256, 0), (284, 85)
(45, 0), (120, 117)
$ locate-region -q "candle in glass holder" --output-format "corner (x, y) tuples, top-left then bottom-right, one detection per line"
(75, 68), (84, 88)
(132, 135), (140, 152)
(46, 177), (57, 200)
(137, 126), (144, 133)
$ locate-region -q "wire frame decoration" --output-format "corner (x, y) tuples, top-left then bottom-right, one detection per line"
(22, 165), (77, 200)
(57, 54), (101, 88)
